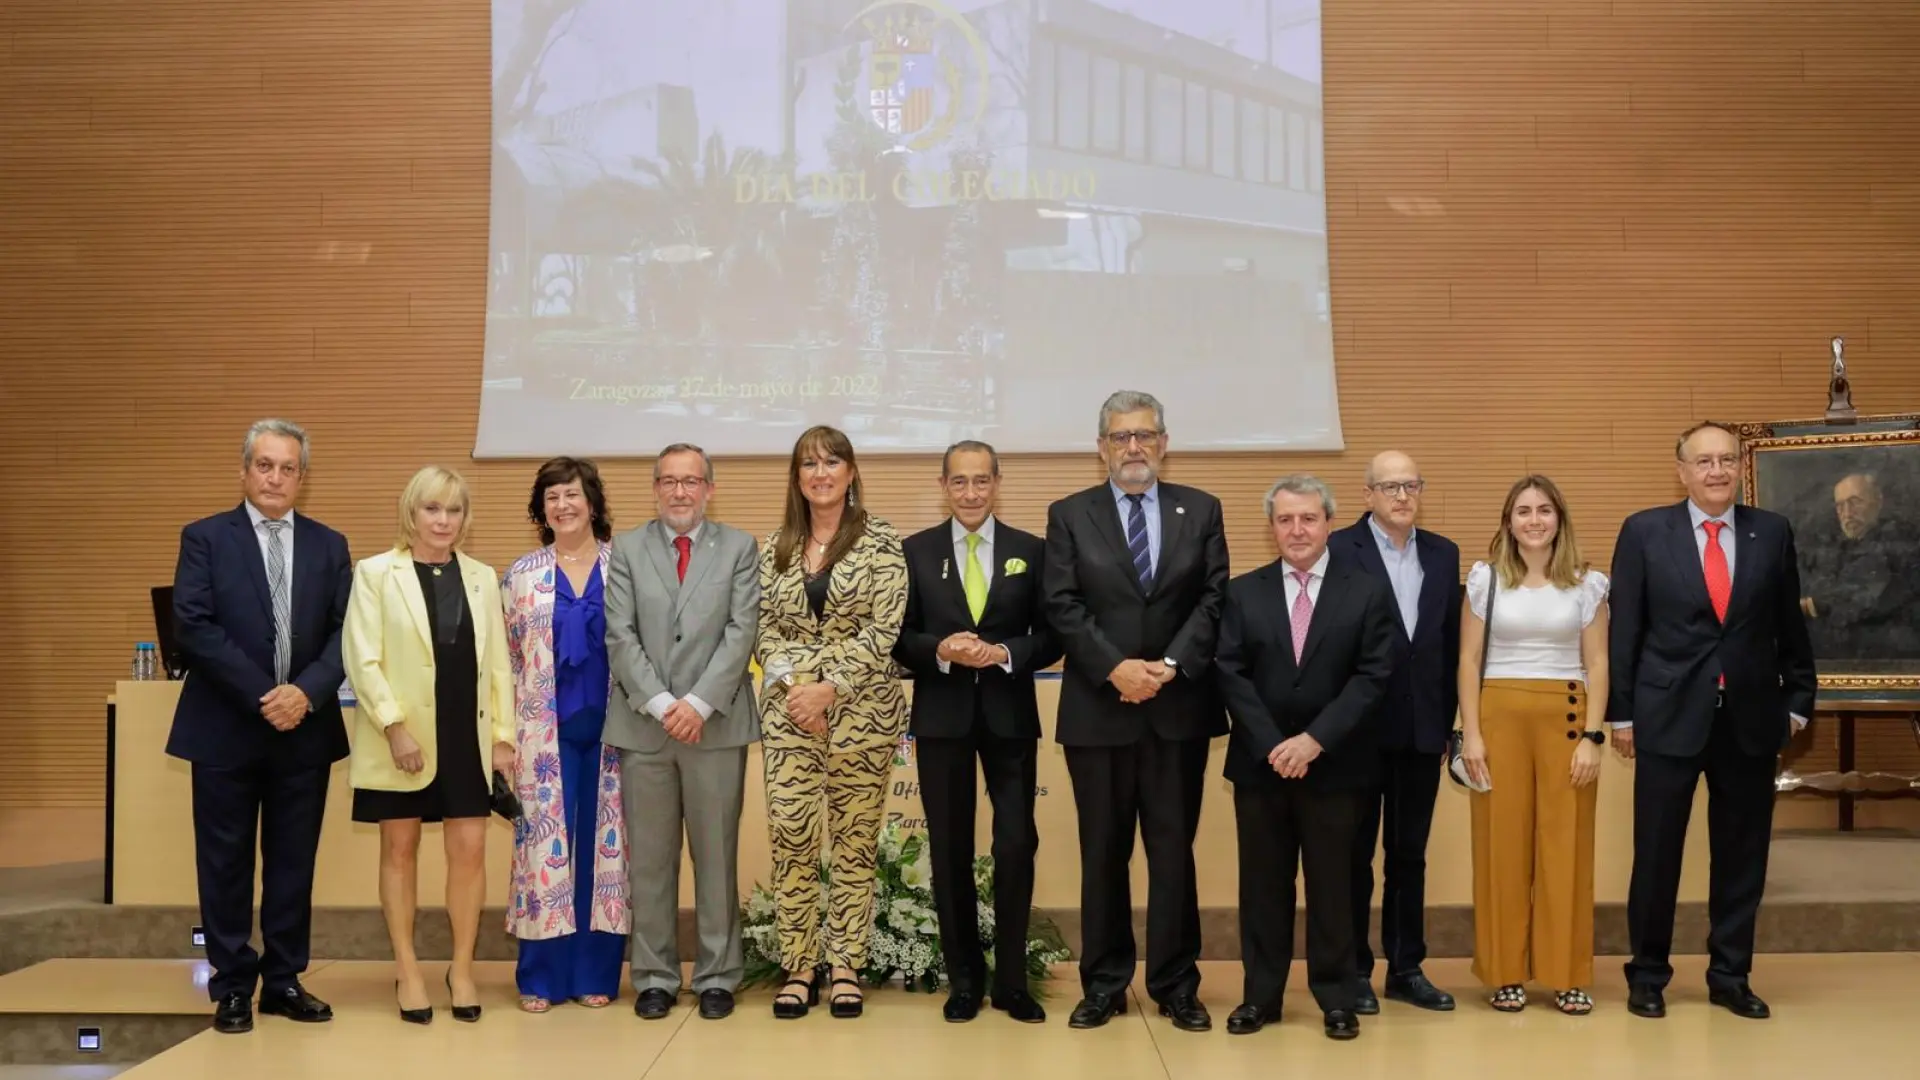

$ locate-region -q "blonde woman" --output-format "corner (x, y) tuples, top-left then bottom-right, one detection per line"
(1456, 474), (1609, 1016)
(755, 425), (908, 1021)
(343, 466), (515, 1025)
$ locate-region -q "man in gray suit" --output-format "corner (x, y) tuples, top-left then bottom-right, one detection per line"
(604, 443), (761, 1021)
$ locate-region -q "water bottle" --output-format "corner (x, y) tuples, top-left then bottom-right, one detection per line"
(131, 643), (155, 681)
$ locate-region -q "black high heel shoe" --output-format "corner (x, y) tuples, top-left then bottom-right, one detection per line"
(771, 965), (824, 1020)
(446, 971), (481, 1023)
(396, 981), (432, 1025)
(829, 970), (864, 1019)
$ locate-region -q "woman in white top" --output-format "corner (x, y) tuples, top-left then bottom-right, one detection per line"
(1457, 474), (1609, 1015)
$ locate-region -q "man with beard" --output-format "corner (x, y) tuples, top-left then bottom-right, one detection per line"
(1798, 472), (1920, 660)
(604, 443), (761, 1021)
(1043, 390), (1229, 1033)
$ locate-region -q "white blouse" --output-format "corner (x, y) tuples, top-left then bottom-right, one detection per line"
(1467, 562), (1610, 683)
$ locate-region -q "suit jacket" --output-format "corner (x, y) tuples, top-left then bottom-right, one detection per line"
(754, 516), (910, 753)
(340, 548), (515, 792)
(893, 518), (1063, 740)
(1215, 555), (1398, 792)
(1043, 481), (1229, 746)
(501, 543), (629, 940)
(1331, 514), (1462, 754)
(1607, 501), (1817, 758)
(165, 504), (352, 769)
(603, 520), (761, 753)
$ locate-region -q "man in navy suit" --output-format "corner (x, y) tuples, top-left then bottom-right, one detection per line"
(1329, 451), (1460, 1013)
(167, 419), (352, 1034)
(1609, 421), (1816, 1021)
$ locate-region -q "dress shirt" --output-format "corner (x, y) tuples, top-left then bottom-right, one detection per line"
(1368, 516), (1423, 637)
(644, 520), (715, 722)
(937, 515), (1014, 675)
(1110, 480), (1162, 578)
(1282, 548), (1332, 609)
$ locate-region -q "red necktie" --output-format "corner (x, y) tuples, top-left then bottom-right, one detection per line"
(673, 535), (691, 582)
(1702, 520), (1730, 622)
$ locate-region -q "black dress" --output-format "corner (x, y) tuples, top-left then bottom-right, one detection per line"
(351, 560), (492, 823)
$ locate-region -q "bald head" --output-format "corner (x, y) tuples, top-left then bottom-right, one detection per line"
(1363, 450), (1424, 538)
(1834, 473), (1883, 539)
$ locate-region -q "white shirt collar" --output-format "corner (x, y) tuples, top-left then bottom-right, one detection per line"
(1283, 548), (1331, 580)
(950, 514), (996, 545)
(245, 500), (293, 529)
(665, 520), (703, 543)
(1367, 514), (1416, 552)
(1687, 500), (1734, 528)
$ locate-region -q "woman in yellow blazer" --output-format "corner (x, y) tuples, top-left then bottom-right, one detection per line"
(343, 465), (515, 1025)
(756, 425), (908, 1021)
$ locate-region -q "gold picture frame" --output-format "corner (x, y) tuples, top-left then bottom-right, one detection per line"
(1738, 414), (1920, 700)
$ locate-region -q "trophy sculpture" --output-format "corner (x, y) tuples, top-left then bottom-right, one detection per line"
(1825, 336), (1857, 423)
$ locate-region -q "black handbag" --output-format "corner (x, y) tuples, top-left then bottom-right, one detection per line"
(490, 770), (525, 822)
(1446, 570), (1495, 792)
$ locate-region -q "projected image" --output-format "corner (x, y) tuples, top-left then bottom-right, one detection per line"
(481, 0), (1338, 456)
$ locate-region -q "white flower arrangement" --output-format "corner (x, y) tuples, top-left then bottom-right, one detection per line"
(740, 819), (1071, 994)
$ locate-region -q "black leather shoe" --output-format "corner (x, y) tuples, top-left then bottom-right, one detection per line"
(213, 991), (253, 1034)
(698, 989), (734, 1019)
(634, 988), (675, 1020)
(943, 989), (981, 1022)
(1226, 1002), (1280, 1034)
(1068, 992), (1127, 1029)
(1324, 1009), (1360, 1040)
(991, 989), (1046, 1023)
(1157, 994), (1211, 1032)
(395, 981), (432, 1025)
(1385, 971), (1455, 1011)
(1709, 984), (1771, 1019)
(259, 983), (332, 1023)
(1353, 982), (1380, 1015)
(1627, 985), (1666, 1018)
(444, 971), (480, 1023)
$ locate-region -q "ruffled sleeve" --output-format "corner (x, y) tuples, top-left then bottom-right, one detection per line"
(1465, 561), (1492, 620)
(1578, 568), (1611, 627)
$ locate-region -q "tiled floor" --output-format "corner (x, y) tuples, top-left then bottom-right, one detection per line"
(5, 955), (1914, 1080)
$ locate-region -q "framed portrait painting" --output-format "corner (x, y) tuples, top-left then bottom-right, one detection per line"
(1739, 414), (1920, 702)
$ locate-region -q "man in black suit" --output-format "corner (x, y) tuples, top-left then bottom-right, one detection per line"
(166, 419), (352, 1034)
(1215, 475), (1396, 1041)
(1609, 420), (1816, 1021)
(1329, 451), (1459, 1013)
(1043, 391), (1228, 1033)
(894, 440), (1061, 1024)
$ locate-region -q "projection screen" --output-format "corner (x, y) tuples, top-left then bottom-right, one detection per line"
(480, 0), (1338, 456)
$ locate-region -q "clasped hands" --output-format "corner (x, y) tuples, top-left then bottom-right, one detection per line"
(260, 684), (310, 731)
(1268, 733), (1323, 779)
(662, 699), (706, 744)
(1108, 658), (1175, 704)
(937, 632), (1010, 670)
(784, 681), (836, 737)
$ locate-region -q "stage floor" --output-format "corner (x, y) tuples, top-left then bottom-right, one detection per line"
(7, 954), (1916, 1080)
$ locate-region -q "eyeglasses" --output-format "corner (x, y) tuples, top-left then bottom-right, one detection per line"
(1370, 481), (1424, 498)
(944, 477), (997, 492)
(1104, 430), (1163, 448)
(655, 477), (708, 493)
(1687, 455), (1739, 473)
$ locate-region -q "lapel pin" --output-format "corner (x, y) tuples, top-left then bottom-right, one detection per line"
(1175, 506), (1186, 515)
(941, 558), (950, 580)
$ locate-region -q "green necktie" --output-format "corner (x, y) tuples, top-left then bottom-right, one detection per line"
(963, 532), (987, 622)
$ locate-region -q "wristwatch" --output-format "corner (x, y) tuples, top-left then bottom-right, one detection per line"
(1161, 657), (1179, 677)
(1580, 730), (1604, 744)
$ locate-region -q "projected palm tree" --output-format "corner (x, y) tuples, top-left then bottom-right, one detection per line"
(630, 133), (793, 346)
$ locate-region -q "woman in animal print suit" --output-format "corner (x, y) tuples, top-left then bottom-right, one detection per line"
(756, 425), (909, 1020)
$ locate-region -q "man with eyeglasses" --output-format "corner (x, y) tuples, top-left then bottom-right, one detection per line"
(892, 440), (1060, 1024)
(1328, 452), (1460, 1014)
(604, 443), (761, 1020)
(1043, 391), (1229, 1033)
(1608, 421), (1815, 1021)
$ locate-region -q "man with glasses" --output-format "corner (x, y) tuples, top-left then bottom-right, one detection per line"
(1043, 391), (1229, 1033)
(1608, 421), (1815, 1020)
(893, 441), (1060, 1023)
(1329, 452), (1460, 1013)
(605, 443), (761, 1020)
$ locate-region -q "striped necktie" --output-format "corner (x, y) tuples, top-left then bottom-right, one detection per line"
(264, 519), (290, 683)
(1126, 494), (1153, 590)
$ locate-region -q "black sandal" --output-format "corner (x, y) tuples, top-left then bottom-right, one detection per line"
(772, 968), (822, 1020)
(1491, 984), (1526, 1013)
(1555, 989), (1593, 1015)
(829, 976), (864, 1019)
